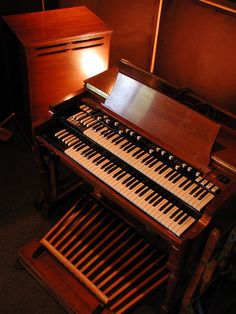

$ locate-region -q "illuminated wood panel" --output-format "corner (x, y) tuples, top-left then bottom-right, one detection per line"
(2, 6), (112, 138)
(55, 0), (161, 70)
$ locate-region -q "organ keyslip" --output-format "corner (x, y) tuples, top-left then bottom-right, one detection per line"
(19, 59), (236, 313)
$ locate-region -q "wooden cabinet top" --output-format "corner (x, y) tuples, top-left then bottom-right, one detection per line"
(2, 6), (112, 47)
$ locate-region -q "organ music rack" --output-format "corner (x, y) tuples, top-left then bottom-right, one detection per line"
(18, 60), (236, 313)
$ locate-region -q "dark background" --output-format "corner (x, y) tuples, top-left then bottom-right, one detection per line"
(0, 1), (235, 313)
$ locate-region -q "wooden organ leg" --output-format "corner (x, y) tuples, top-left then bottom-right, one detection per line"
(180, 228), (221, 314)
(160, 242), (190, 313)
(33, 143), (82, 216)
(33, 143), (59, 215)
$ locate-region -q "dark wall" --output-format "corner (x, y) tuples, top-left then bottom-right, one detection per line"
(55, 0), (159, 70)
(43, 0), (98, 11)
(0, 1), (42, 15)
(0, 1), (43, 120)
(155, 0), (236, 117)
(96, 0), (159, 69)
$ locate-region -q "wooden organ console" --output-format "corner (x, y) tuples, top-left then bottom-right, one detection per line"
(19, 60), (236, 313)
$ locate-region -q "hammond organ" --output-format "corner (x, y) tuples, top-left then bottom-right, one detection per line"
(19, 60), (236, 313)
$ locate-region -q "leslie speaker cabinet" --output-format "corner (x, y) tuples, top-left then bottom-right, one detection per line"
(2, 6), (112, 140)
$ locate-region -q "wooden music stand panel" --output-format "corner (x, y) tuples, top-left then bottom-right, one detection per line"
(104, 68), (220, 173)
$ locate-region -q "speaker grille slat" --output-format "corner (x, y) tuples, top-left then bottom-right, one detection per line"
(34, 36), (105, 57)
(71, 43), (104, 50)
(71, 36), (104, 44)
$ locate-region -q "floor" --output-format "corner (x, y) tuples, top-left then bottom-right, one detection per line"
(0, 123), (66, 314)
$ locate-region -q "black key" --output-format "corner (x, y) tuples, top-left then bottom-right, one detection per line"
(135, 151), (146, 159)
(114, 137), (125, 145)
(179, 178), (189, 188)
(163, 203), (174, 214)
(125, 177), (137, 187)
(178, 215), (189, 225)
(152, 197), (163, 207)
(126, 145), (137, 153)
(92, 155), (103, 163)
(111, 134), (121, 142)
(168, 172), (180, 181)
(129, 180), (140, 190)
(81, 147), (93, 155)
(139, 187), (150, 197)
(71, 141), (83, 150)
(126, 177), (137, 187)
(91, 122), (101, 130)
(170, 209), (181, 219)
(104, 162), (115, 172)
(113, 169), (124, 178)
(75, 143), (87, 151)
(142, 155), (152, 163)
(172, 174), (183, 183)
(94, 124), (104, 132)
(194, 188), (204, 198)
(174, 211), (184, 222)
(100, 128), (109, 136)
(106, 132), (116, 139)
(116, 171), (128, 181)
(158, 165), (169, 174)
(198, 190), (208, 200)
(159, 201), (170, 212)
(86, 150), (97, 158)
(101, 130), (111, 137)
(132, 148), (143, 157)
(101, 161), (112, 169)
(189, 185), (200, 195)
(87, 151), (99, 160)
(120, 141), (131, 149)
(123, 142), (134, 151)
(183, 181), (194, 191)
(96, 157), (107, 165)
(122, 175), (133, 184)
(145, 156), (156, 165)
(145, 191), (156, 201)
(154, 163), (164, 172)
(164, 169), (175, 178)
(148, 194), (160, 204)
(148, 159), (159, 168)
(107, 165), (119, 174)
(135, 184), (146, 194)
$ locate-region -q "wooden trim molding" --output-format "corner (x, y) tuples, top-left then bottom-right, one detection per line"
(150, 0), (164, 73)
(199, 0), (236, 14)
